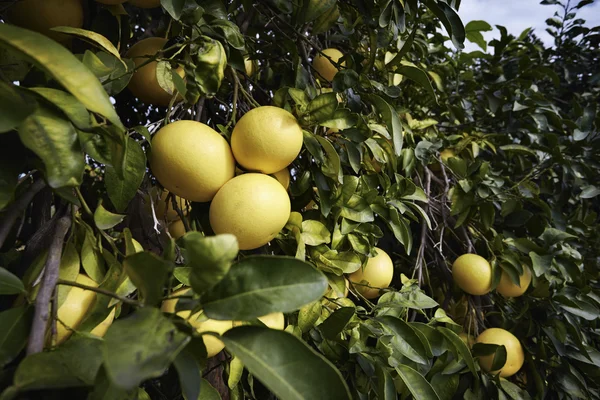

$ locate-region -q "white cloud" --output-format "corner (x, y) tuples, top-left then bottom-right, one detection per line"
(455, 0), (600, 51)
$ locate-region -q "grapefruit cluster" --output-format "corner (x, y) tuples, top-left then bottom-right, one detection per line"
(162, 288), (285, 357)
(149, 106), (301, 250)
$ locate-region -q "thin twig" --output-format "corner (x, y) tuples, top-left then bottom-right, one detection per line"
(0, 179), (46, 248)
(27, 206), (72, 355)
(194, 97), (206, 122)
(56, 279), (142, 307)
(171, 194), (190, 232)
(415, 169), (431, 287)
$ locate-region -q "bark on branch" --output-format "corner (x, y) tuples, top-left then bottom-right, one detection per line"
(0, 179), (46, 248)
(26, 206), (72, 355)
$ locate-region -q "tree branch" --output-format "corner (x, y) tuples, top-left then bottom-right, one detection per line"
(56, 279), (142, 307)
(26, 206), (71, 355)
(0, 179), (46, 248)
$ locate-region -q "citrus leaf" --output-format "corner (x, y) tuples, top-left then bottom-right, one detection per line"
(396, 64), (437, 101)
(14, 335), (103, 390)
(0, 81), (35, 133)
(301, 220), (331, 246)
(199, 379), (221, 400)
(173, 348), (202, 400)
(315, 135), (342, 183)
(222, 326), (351, 400)
(0, 24), (124, 130)
(80, 226), (105, 283)
(319, 307), (355, 339)
(0, 306), (32, 368)
(50, 27), (122, 62)
(28, 87), (91, 130)
(103, 308), (190, 390)
(123, 252), (171, 306)
(202, 256), (328, 320)
(0, 267), (24, 295)
(369, 95), (403, 155)
(183, 232), (238, 295)
(499, 144), (537, 157)
(105, 137), (146, 213)
(18, 107), (84, 188)
(306, 93), (339, 123)
(379, 316), (429, 365)
(438, 326), (478, 376)
(93, 203), (125, 230)
(56, 241), (80, 308)
(395, 364), (441, 400)
(424, 0), (465, 49)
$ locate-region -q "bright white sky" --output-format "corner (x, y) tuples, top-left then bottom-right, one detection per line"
(457, 0), (600, 51)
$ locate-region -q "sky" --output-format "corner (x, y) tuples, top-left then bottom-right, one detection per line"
(456, 0), (600, 51)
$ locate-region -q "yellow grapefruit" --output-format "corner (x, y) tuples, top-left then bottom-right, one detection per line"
(476, 328), (524, 377)
(348, 247), (394, 299)
(496, 267), (532, 297)
(272, 168), (290, 190)
(231, 106), (303, 174)
(244, 56), (256, 77)
(168, 219), (187, 240)
(452, 254), (492, 295)
(6, 0), (84, 44)
(55, 274), (115, 345)
(258, 312), (285, 330)
(150, 120), (236, 202)
(128, 0), (161, 7)
(209, 173), (291, 250)
(126, 37), (184, 107)
(161, 288), (234, 357)
(312, 48), (345, 82)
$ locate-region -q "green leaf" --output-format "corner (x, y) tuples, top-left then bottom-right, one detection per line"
(14, 335), (103, 390)
(319, 109), (358, 130)
(580, 185), (600, 199)
(160, 0), (186, 20)
(369, 95), (403, 155)
(173, 348), (202, 400)
(57, 241), (80, 308)
(18, 107), (84, 188)
(222, 326), (351, 400)
(123, 252), (171, 306)
(105, 137), (146, 212)
(103, 308), (190, 390)
(199, 379), (222, 400)
(395, 364), (441, 400)
(397, 64), (437, 101)
(529, 252), (553, 276)
(430, 373), (459, 400)
(300, 0), (336, 23)
(80, 227), (105, 283)
(183, 232), (238, 295)
(377, 290), (438, 310)
(0, 306), (32, 368)
(499, 144), (537, 157)
(50, 27), (122, 62)
(0, 267), (24, 295)
(386, 26), (418, 69)
(93, 203), (125, 230)
(0, 24), (124, 130)
(313, 5), (341, 34)
(301, 220), (331, 246)
(472, 343), (507, 371)
(0, 81), (35, 133)
(202, 256), (328, 320)
(379, 316), (429, 365)
(375, 366), (397, 400)
(305, 93), (339, 123)
(438, 327), (477, 376)
(228, 356), (245, 389)
(315, 136), (342, 183)
(28, 88), (91, 130)
(465, 20), (493, 32)
(319, 307), (355, 339)
(540, 228), (576, 246)
(424, 0), (465, 49)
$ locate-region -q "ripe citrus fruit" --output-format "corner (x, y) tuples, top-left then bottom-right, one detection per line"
(128, 0), (161, 7)
(348, 247), (394, 299)
(272, 168), (290, 190)
(55, 274), (116, 344)
(312, 48), (345, 81)
(6, 0), (83, 44)
(153, 189), (189, 221)
(244, 56), (256, 77)
(162, 288), (234, 357)
(150, 120), (235, 202)
(476, 328), (524, 377)
(496, 267), (532, 297)
(452, 254), (492, 295)
(126, 37), (184, 106)
(168, 219), (186, 240)
(209, 173), (291, 250)
(231, 106), (303, 174)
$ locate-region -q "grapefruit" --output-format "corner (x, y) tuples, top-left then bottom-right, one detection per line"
(6, 0), (84, 44)
(126, 37), (184, 107)
(452, 254), (492, 295)
(231, 106), (303, 174)
(209, 173), (291, 250)
(54, 274), (115, 344)
(168, 219), (186, 240)
(150, 120), (236, 202)
(312, 48), (345, 82)
(496, 267), (532, 297)
(258, 312), (285, 330)
(161, 288), (234, 357)
(476, 328), (524, 378)
(348, 247), (394, 299)
(272, 168), (290, 190)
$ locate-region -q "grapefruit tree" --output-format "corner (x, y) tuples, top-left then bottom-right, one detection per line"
(0, 0), (599, 399)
